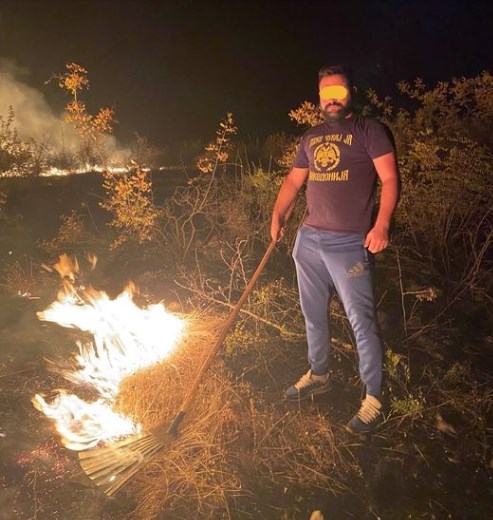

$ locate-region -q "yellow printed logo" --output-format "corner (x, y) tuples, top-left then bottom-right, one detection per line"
(313, 142), (340, 172)
(346, 262), (367, 278)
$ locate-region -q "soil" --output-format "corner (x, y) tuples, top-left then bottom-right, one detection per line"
(0, 172), (492, 519)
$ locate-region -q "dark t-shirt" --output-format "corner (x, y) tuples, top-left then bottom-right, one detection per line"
(293, 115), (394, 234)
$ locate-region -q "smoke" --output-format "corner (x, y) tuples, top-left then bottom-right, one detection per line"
(0, 59), (127, 164)
(0, 58), (81, 150)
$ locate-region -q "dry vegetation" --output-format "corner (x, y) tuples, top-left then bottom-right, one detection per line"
(113, 313), (349, 519)
(0, 66), (492, 519)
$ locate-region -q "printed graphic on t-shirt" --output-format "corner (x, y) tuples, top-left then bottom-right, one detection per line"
(313, 142), (340, 171)
(308, 133), (354, 182)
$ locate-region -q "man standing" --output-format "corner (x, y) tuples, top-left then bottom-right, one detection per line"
(271, 64), (399, 433)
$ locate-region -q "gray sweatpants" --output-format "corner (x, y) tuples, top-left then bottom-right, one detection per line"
(292, 224), (383, 397)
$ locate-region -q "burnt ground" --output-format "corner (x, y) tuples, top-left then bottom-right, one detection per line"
(0, 172), (492, 519)
(0, 172), (181, 520)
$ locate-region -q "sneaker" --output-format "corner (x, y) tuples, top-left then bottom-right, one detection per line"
(284, 370), (331, 401)
(347, 394), (382, 433)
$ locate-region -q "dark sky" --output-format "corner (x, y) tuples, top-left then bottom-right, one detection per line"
(0, 0), (492, 146)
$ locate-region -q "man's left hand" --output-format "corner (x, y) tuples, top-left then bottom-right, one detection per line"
(364, 225), (390, 253)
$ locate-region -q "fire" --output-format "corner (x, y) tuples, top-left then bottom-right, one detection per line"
(33, 262), (185, 450)
(33, 392), (140, 451)
(51, 253), (80, 281)
(38, 284), (184, 398)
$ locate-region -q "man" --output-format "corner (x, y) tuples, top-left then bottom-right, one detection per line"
(271, 64), (399, 433)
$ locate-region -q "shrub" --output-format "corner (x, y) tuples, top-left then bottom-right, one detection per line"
(260, 131), (293, 168)
(38, 211), (98, 256)
(367, 73), (493, 298)
(55, 63), (115, 167)
(0, 106), (36, 177)
(196, 112), (237, 174)
(101, 166), (160, 249)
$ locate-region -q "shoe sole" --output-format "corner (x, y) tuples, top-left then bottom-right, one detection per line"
(344, 420), (381, 434)
(284, 384), (332, 401)
(344, 423), (372, 434)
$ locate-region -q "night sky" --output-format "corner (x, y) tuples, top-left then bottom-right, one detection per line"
(1, 0), (492, 147)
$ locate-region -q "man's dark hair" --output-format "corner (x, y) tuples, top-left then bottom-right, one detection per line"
(318, 64), (354, 89)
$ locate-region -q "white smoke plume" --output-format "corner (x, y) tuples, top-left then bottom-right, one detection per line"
(0, 59), (128, 167)
(0, 58), (81, 150)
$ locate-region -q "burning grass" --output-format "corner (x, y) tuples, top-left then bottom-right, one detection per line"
(113, 313), (245, 518)
(111, 313), (350, 519)
(30, 271), (351, 517)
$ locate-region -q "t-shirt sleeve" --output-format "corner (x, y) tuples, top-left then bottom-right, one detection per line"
(364, 119), (395, 159)
(293, 135), (309, 168)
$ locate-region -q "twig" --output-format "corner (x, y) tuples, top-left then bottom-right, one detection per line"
(28, 470), (38, 520)
(174, 280), (304, 338)
(396, 248), (407, 339)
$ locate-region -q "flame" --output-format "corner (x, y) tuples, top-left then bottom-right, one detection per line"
(51, 253), (80, 281)
(41, 165), (151, 177)
(38, 284), (184, 398)
(33, 268), (185, 450)
(33, 392), (140, 450)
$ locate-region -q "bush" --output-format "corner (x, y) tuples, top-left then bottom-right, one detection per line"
(101, 167), (160, 249)
(368, 73), (493, 298)
(0, 107), (37, 177)
(38, 210), (100, 256)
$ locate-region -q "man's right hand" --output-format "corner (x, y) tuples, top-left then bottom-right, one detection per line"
(270, 216), (285, 242)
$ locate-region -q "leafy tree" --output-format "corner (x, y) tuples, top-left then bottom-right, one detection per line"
(57, 63), (114, 165)
(55, 63), (159, 249)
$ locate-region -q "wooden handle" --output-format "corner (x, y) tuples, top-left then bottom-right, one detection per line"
(177, 201), (297, 416)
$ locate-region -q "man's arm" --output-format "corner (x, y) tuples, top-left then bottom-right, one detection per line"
(271, 167), (309, 241)
(365, 151), (399, 253)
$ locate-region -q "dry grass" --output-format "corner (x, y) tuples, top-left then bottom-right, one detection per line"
(115, 313), (246, 519)
(0, 258), (40, 297)
(112, 312), (349, 519)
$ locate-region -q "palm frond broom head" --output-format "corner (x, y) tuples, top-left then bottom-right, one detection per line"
(77, 313), (224, 496)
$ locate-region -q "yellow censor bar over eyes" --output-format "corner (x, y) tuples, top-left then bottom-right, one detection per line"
(319, 85), (349, 100)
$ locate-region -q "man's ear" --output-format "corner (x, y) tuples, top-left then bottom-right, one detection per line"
(352, 86), (358, 95)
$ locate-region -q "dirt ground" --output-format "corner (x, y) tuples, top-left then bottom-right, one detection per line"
(1, 172), (492, 519)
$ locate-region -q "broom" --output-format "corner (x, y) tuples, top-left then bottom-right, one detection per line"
(79, 209), (294, 495)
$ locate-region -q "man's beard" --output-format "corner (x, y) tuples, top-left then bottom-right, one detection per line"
(321, 102), (352, 122)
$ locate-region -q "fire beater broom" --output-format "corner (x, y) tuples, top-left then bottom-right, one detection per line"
(78, 205), (295, 495)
